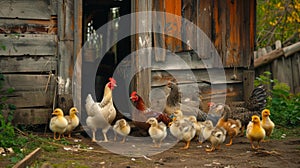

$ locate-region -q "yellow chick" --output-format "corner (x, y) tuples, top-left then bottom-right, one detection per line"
(246, 115), (266, 149)
(113, 119), (131, 143)
(261, 109), (275, 141)
(64, 107), (80, 138)
(49, 108), (68, 140)
(146, 117), (167, 148)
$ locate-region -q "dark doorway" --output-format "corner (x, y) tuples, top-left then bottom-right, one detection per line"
(82, 0), (132, 121)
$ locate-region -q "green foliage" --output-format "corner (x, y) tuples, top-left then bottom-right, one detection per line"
(256, 0), (300, 48)
(255, 71), (300, 127)
(0, 73), (28, 165)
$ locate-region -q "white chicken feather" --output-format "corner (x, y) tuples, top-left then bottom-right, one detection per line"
(85, 78), (117, 142)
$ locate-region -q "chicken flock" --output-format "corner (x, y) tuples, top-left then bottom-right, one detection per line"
(49, 77), (275, 152)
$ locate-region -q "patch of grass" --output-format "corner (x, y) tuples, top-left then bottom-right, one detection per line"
(270, 125), (300, 140)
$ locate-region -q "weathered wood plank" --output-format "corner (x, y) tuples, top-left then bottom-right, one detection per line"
(6, 91), (54, 108)
(0, 34), (57, 56)
(152, 51), (206, 70)
(165, 0), (182, 52)
(182, 0), (196, 50)
(151, 68), (243, 87)
(58, 40), (74, 94)
(58, 0), (74, 40)
(197, 0), (213, 59)
(133, 0), (152, 106)
(272, 56), (294, 93)
(0, 17), (57, 34)
(3, 74), (56, 91)
(254, 48), (284, 68)
(13, 148), (41, 168)
(291, 53), (300, 94)
(0, 56), (57, 73)
(3, 108), (52, 125)
(243, 70), (254, 101)
(152, 0), (166, 62)
(0, 0), (51, 20)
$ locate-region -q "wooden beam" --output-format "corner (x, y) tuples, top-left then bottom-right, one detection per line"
(2, 108), (51, 125)
(2, 74), (55, 92)
(0, 0), (50, 20)
(254, 42), (300, 68)
(283, 42), (300, 57)
(0, 34), (57, 56)
(0, 18), (57, 34)
(254, 48), (284, 68)
(13, 148), (41, 168)
(7, 91), (54, 108)
(0, 56), (57, 73)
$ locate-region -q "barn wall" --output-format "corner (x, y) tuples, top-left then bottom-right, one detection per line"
(150, 0), (256, 112)
(0, 0), (58, 125)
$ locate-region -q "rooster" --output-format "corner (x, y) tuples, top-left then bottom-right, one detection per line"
(163, 81), (207, 121)
(130, 91), (172, 131)
(85, 77), (117, 142)
(209, 85), (267, 133)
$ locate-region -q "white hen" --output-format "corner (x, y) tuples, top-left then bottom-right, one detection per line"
(85, 77), (117, 142)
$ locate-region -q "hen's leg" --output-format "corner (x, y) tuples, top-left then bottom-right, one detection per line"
(102, 127), (109, 142)
(91, 129), (97, 142)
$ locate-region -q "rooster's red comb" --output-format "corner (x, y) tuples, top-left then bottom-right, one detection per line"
(109, 77), (116, 84)
(131, 91), (137, 97)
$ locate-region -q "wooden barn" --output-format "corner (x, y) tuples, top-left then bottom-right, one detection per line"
(0, 0), (256, 125)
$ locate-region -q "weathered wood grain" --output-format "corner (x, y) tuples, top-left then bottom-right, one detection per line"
(0, 18), (57, 34)
(0, 0), (51, 20)
(58, 0), (74, 41)
(3, 108), (51, 125)
(6, 91), (54, 108)
(0, 56), (57, 73)
(197, 0), (212, 59)
(0, 34), (57, 56)
(152, 0), (166, 62)
(2, 74), (56, 92)
(13, 148), (41, 168)
(291, 53), (300, 94)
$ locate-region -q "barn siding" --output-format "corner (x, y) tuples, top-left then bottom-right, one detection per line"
(150, 0), (256, 109)
(0, 0), (58, 125)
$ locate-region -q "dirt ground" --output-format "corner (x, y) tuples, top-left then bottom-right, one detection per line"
(31, 128), (300, 168)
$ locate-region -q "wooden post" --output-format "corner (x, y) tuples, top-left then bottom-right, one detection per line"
(132, 0), (152, 106)
(57, 0), (75, 113)
(243, 70), (254, 102)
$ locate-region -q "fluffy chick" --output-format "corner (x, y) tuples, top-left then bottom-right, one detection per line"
(146, 117), (167, 148)
(261, 109), (275, 141)
(187, 116), (203, 142)
(206, 126), (227, 152)
(49, 108), (68, 140)
(246, 115), (266, 149)
(64, 107), (79, 138)
(199, 120), (214, 144)
(113, 119), (131, 143)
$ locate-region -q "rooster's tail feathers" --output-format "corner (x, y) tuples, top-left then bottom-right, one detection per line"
(247, 85), (267, 111)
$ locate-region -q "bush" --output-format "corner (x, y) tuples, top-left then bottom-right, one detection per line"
(255, 71), (300, 127)
(0, 73), (28, 153)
